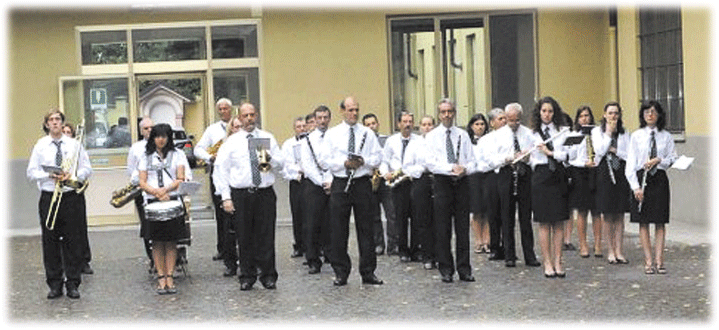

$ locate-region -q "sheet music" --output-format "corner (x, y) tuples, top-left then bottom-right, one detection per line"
(671, 155), (694, 170)
(178, 181), (202, 195)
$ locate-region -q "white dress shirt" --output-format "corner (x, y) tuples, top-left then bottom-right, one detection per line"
(424, 125), (476, 176)
(300, 128), (333, 187)
(126, 139), (147, 183)
(194, 120), (229, 162)
(592, 126), (630, 161)
(213, 128), (284, 200)
(483, 125), (535, 173)
(318, 121), (381, 179)
(281, 135), (304, 181)
(472, 134), (493, 173)
(625, 126), (677, 190)
(138, 149), (187, 203)
(27, 135), (92, 193)
(529, 123), (575, 169)
(380, 132), (420, 175)
(402, 136), (428, 179)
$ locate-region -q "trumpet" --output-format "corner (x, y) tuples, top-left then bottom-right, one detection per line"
(46, 119), (88, 230)
(385, 169), (411, 188)
(110, 182), (143, 208)
(257, 147), (272, 172)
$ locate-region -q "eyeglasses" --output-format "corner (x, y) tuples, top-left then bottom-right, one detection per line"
(643, 108), (658, 115)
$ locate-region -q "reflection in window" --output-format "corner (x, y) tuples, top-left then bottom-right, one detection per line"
(132, 27), (206, 62)
(214, 68), (260, 124)
(212, 25), (259, 59)
(81, 31), (128, 65)
(82, 79), (130, 149)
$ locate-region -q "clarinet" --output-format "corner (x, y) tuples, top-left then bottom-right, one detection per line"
(512, 163), (519, 196)
(344, 132), (368, 193)
(607, 154), (617, 185)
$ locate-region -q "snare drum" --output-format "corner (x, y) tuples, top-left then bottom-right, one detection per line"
(145, 200), (185, 221)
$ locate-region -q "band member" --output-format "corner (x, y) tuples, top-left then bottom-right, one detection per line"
(484, 103), (540, 268)
(425, 99), (476, 283)
(482, 108), (507, 261)
(380, 111), (420, 262)
(28, 109), (92, 299)
(593, 102), (631, 265)
(530, 96), (573, 278)
(282, 117), (307, 258)
(565, 106), (600, 258)
(626, 101), (677, 275)
(403, 115), (436, 269)
(215, 102), (284, 290)
(127, 117), (155, 272)
(138, 123), (189, 294)
(61, 123), (93, 275)
(466, 113), (490, 254)
(216, 116), (242, 276)
(319, 96), (384, 286)
(194, 98), (234, 263)
(305, 112), (316, 133)
(363, 113), (396, 256)
(301, 105), (333, 274)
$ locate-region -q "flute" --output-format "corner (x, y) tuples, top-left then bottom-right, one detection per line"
(344, 132), (368, 193)
(512, 127), (569, 165)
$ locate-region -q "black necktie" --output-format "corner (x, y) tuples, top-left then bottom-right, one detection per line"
(513, 134), (520, 153)
(401, 138), (409, 163)
(52, 140), (62, 167)
(347, 127), (355, 176)
(248, 134), (261, 186)
(649, 130), (657, 175)
(543, 127), (557, 171)
(446, 129), (456, 163)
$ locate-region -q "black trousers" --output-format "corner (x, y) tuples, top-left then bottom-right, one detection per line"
(432, 175), (471, 277)
(303, 179), (331, 268)
(392, 180), (414, 257)
(289, 179), (305, 252)
(230, 187), (278, 286)
(134, 194), (153, 261)
(410, 173), (434, 262)
(371, 179), (395, 251)
(485, 172), (503, 255)
(329, 176), (376, 280)
(498, 165), (537, 263)
(209, 170), (227, 257)
(39, 190), (85, 290)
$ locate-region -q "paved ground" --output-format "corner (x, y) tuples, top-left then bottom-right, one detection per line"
(6, 214), (711, 324)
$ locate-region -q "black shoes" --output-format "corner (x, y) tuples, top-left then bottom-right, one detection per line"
(488, 253), (505, 261)
(212, 253), (223, 261)
(525, 260), (541, 267)
(459, 274), (475, 282)
(441, 274), (453, 283)
(399, 255), (411, 262)
(375, 246), (385, 255)
(505, 260), (517, 267)
(290, 250), (303, 258)
(333, 277), (348, 286)
(308, 264), (321, 274)
(223, 267), (237, 277)
(423, 261), (436, 270)
(240, 282), (253, 291)
(562, 243), (577, 251)
(361, 275), (384, 285)
(262, 281), (277, 290)
(65, 284), (80, 299)
(47, 287), (63, 299)
(81, 263), (94, 275)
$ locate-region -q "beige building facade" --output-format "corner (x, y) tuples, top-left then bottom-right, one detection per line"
(8, 6), (710, 231)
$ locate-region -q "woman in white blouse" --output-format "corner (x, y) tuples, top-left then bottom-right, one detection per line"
(625, 101), (677, 275)
(138, 123), (188, 294)
(466, 113), (491, 254)
(593, 102), (632, 265)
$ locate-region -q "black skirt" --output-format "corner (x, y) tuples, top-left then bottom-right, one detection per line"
(630, 169), (670, 224)
(146, 216), (189, 242)
(567, 166), (596, 211)
(531, 164), (569, 223)
(595, 157), (631, 214)
(468, 171), (489, 216)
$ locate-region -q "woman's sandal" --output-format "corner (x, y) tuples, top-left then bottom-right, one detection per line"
(656, 265), (667, 275)
(644, 264), (656, 275)
(165, 274), (177, 294)
(156, 275), (168, 295)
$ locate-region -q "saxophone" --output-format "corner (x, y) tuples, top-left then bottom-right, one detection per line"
(370, 169), (382, 192)
(110, 182), (143, 208)
(385, 169), (411, 188)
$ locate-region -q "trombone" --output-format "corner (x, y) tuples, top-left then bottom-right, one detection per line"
(46, 119), (88, 230)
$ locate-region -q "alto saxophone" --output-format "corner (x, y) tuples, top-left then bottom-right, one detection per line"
(370, 169), (382, 192)
(110, 182), (143, 208)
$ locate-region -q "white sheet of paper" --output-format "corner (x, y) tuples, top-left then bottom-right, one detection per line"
(179, 181), (202, 195)
(671, 155), (694, 170)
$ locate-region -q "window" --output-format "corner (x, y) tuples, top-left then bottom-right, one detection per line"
(132, 27), (207, 62)
(81, 31), (127, 65)
(212, 25), (259, 59)
(639, 8), (684, 133)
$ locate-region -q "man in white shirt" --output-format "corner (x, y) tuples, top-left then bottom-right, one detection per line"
(281, 116), (307, 258)
(424, 99), (476, 283)
(300, 105), (333, 274)
(319, 96), (384, 286)
(127, 117), (154, 271)
(484, 103), (540, 268)
(214, 102), (283, 291)
(27, 109), (92, 299)
(194, 98), (234, 266)
(380, 111), (420, 262)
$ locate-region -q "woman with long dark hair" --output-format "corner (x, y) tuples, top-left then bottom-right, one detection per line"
(626, 101), (677, 274)
(466, 113), (491, 254)
(530, 96), (574, 278)
(138, 123), (189, 294)
(565, 106), (600, 258)
(593, 102), (632, 265)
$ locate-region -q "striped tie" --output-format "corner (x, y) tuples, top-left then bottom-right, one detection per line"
(446, 129), (456, 163)
(648, 130), (657, 175)
(52, 140), (62, 166)
(248, 134), (261, 187)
